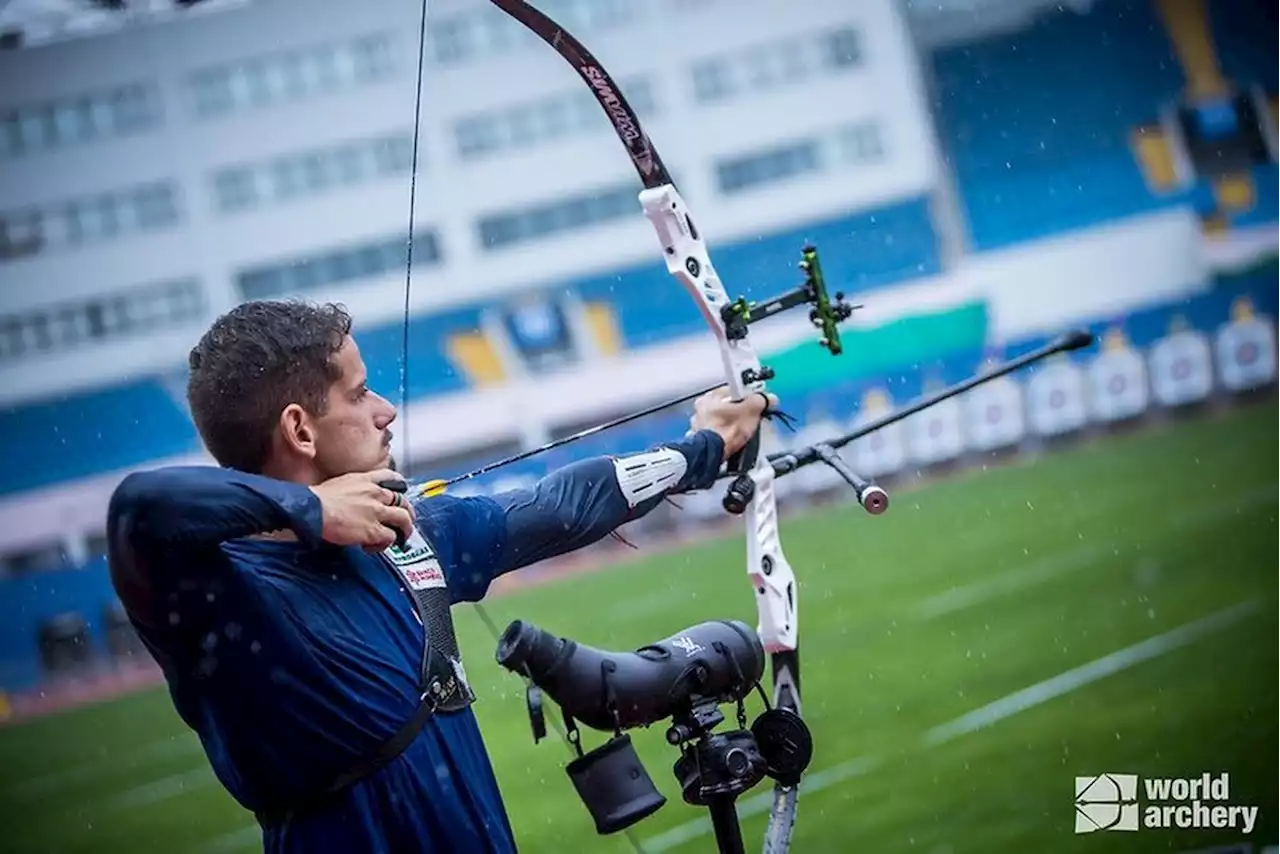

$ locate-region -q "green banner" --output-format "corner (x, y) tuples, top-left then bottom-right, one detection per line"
(765, 300), (990, 395)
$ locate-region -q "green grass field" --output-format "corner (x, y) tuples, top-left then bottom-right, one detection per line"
(1, 400), (1276, 854)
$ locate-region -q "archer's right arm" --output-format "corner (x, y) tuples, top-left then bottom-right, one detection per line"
(106, 466), (326, 621)
(108, 466), (326, 552)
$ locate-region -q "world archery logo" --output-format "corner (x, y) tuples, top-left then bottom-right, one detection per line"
(1074, 772), (1259, 835)
(1075, 773), (1139, 832)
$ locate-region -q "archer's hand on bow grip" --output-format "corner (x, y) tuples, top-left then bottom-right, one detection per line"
(695, 389), (783, 515)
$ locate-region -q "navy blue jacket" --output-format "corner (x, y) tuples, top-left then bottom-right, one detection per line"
(105, 429), (725, 853)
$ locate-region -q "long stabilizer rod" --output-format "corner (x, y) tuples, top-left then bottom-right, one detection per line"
(762, 329), (1095, 506)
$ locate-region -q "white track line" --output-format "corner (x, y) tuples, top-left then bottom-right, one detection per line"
(639, 598), (1262, 852)
(922, 598), (1262, 745)
(100, 767), (214, 812)
(915, 542), (1112, 620)
(5, 735), (201, 801)
(915, 483), (1276, 621)
(194, 824), (261, 854)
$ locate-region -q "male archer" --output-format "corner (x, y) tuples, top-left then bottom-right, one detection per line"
(106, 299), (775, 853)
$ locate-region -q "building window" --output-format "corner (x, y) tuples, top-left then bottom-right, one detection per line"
(187, 32), (398, 120)
(351, 34), (396, 82)
(1, 182), (182, 262)
(430, 0), (640, 67)
(688, 23), (864, 108)
(453, 76), (657, 160)
(210, 131), (416, 215)
(743, 41), (809, 90)
(840, 121), (884, 164)
(821, 26), (863, 69)
(715, 139), (823, 195)
(0, 278), (205, 364)
(0, 211), (44, 260)
(372, 134), (415, 174)
(0, 82), (161, 159)
(234, 229), (442, 300)
(213, 168), (260, 212)
(477, 181), (638, 251)
(133, 183), (181, 228)
(691, 59), (734, 103)
(430, 17), (476, 64)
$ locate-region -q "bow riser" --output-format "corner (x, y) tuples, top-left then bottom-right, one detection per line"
(639, 186), (763, 398)
(746, 466), (798, 659)
(639, 186), (799, 665)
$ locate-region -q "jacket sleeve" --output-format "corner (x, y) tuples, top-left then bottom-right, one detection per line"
(414, 429), (725, 603)
(106, 466), (326, 622)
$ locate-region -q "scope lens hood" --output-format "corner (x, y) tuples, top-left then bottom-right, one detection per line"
(496, 619), (536, 671)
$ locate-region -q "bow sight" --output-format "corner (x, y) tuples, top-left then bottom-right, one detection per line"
(720, 245), (859, 362)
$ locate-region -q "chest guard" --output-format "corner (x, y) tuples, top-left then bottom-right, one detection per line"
(381, 527), (477, 712)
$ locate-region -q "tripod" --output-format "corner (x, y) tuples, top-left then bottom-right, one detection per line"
(666, 699), (769, 854)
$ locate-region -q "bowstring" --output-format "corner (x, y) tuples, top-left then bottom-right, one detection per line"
(400, 0), (430, 467)
(398, 8), (648, 852)
(398, 0), (506, 641)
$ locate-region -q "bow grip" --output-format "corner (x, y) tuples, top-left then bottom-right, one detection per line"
(721, 427), (761, 515)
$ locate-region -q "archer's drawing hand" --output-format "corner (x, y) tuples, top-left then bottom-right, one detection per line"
(690, 387), (779, 460)
(310, 470), (416, 551)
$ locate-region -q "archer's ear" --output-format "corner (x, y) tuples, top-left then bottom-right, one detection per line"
(279, 403), (318, 460)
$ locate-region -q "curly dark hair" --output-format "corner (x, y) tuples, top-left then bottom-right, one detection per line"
(186, 300), (353, 473)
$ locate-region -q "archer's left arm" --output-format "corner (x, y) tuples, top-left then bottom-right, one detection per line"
(415, 429), (725, 602)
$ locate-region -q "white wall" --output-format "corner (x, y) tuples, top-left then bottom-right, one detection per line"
(964, 207), (1212, 340)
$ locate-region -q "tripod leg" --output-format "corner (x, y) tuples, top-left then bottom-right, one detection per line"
(707, 795), (746, 854)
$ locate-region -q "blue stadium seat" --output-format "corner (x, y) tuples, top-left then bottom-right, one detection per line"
(1228, 164), (1279, 228)
(0, 380), (200, 496)
(355, 304), (485, 399)
(0, 556), (121, 692)
(930, 0), (1188, 249)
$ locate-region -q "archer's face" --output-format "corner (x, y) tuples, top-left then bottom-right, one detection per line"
(311, 335), (398, 479)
